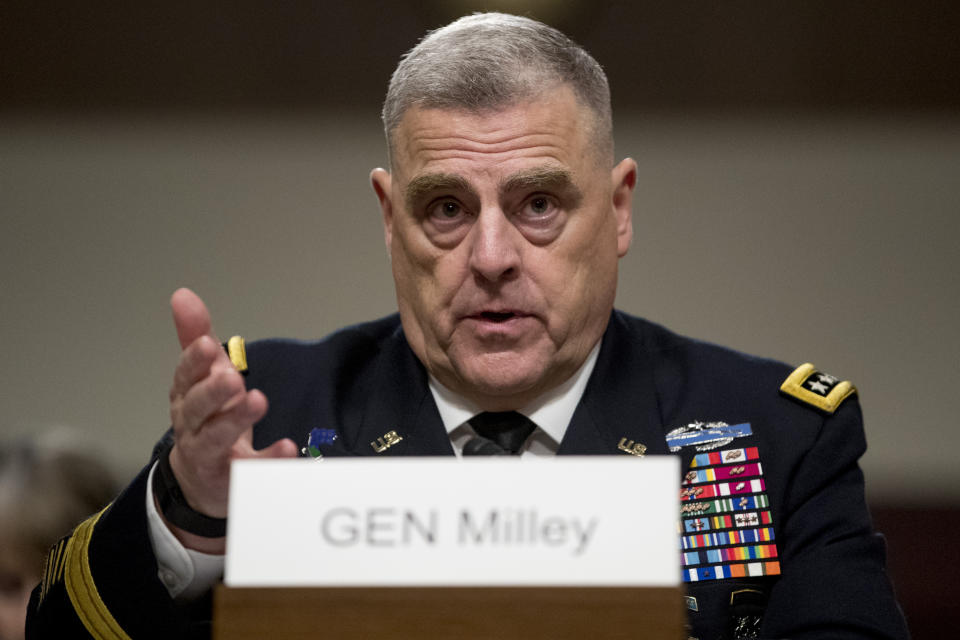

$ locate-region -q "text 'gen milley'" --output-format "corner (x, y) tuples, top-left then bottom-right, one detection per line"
(320, 507), (600, 556)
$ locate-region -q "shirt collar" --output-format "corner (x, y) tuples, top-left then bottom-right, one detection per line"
(428, 343), (601, 447)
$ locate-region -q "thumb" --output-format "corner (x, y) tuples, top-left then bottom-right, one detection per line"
(256, 438), (299, 459)
(171, 287), (217, 350)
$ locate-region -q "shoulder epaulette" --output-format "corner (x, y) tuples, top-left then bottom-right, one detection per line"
(223, 335), (248, 375)
(779, 363), (857, 414)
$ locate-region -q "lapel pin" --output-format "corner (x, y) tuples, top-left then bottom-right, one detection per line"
(303, 428), (338, 459)
(617, 437), (647, 457)
(371, 430), (403, 453)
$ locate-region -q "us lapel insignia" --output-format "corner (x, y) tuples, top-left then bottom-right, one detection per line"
(371, 430), (403, 453)
(617, 437), (647, 457)
(780, 363), (856, 414)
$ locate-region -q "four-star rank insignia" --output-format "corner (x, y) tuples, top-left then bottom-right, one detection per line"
(779, 363), (856, 414)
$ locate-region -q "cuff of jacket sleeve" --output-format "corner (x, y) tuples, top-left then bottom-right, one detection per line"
(146, 463), (225, 600)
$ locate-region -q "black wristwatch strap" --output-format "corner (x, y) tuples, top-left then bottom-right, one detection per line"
(152, 443), (227, 538)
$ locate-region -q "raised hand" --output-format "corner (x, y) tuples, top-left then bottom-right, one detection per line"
(165, 288), (296, 546)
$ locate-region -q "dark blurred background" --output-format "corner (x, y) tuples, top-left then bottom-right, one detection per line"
(3, 1), (960, 112)
(2, 2), (957, 637)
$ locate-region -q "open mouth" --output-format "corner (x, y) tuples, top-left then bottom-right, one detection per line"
(479, 311), (517, 323)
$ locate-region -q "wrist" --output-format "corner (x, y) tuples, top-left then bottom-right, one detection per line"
(154, 497), (227, 554)
(153, 442), (228, 538)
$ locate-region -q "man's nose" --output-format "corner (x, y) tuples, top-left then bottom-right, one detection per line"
(467, 208), (521, 283)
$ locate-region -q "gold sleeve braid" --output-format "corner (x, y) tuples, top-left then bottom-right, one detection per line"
(38, 538), (68, 605)
(60, 506), (132, 640)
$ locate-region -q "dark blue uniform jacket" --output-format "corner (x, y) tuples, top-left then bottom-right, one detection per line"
(27, 311), (909, 639)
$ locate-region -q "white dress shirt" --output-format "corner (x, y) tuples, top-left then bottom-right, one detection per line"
(148, 343), (600, 599)
(433, 344), (600, 457)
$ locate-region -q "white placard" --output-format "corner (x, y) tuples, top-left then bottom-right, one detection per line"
(225, 456), (679, 587)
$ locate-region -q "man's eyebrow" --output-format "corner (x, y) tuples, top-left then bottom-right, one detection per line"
(403, 168), (585, 210)
(500, 167), (583, 207)
(404, 173), (475, 209)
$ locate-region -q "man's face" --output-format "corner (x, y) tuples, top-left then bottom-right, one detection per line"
(371, 86), (636, 410)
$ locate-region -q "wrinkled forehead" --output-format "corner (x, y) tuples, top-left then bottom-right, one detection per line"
(387, 91), (610, 176)
(387, 89), (613, 173)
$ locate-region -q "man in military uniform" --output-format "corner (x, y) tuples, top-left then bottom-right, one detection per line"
(27, 13), (909, 639)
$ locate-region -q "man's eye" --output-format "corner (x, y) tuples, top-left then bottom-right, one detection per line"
(430, 200), (462, 219)
(530, 197), (550, 214)
(422, 198), (472, 247)
(523, 196), (557, 218)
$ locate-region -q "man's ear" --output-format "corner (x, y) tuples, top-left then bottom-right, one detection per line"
(370, 168), (394, 253)
(611, 158), (637, 258)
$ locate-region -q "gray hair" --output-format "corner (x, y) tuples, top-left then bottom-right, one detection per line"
(382, 13), (613, 164)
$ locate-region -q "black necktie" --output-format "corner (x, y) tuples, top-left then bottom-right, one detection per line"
(463, 411), (536, 456)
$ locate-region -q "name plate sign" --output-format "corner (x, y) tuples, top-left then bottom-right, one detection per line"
(225, 457), (679, 587)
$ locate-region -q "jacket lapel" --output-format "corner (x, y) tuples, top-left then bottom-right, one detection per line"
(320, 312), (675, 460)
(319, 325), (453, 457)
(558, 312), (670, 458)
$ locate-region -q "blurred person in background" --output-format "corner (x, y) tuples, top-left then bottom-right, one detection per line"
(0, 430), (117, 640)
